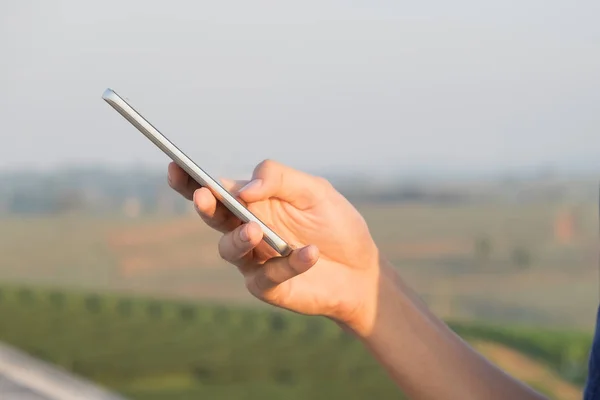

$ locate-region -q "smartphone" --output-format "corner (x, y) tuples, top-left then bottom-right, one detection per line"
(102, 88), (293, 257)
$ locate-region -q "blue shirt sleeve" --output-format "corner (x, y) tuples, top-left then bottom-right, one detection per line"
(584, 305), (600, 399)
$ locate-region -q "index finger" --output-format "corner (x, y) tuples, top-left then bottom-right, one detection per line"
(167, 162), (200, 200)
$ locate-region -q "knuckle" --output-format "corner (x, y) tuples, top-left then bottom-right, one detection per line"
(315, 176), (333, 191)
(218, 228), (250, 263)
(261, 264), (281, 283)
(288, 259), (304, 275)
(244, 280), (253, 293)
(248, 275), (277, 302)
(255, 159), (278, 174)
(245, 275), (260, 293)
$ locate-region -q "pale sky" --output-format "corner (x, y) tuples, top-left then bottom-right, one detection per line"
(1, 0), (599, 177)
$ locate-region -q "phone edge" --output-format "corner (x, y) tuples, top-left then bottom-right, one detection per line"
(101, 88), (293, 257)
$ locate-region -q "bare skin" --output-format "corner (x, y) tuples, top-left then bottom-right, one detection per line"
(168, 159), (548, 400)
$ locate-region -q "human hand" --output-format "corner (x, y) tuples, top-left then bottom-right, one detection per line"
(171, 160), (552, 400)
(168, 159), (381, 332)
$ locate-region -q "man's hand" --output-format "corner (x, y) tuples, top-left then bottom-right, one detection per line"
(168, 159), (380, 334)
(168, 159), (550, 400)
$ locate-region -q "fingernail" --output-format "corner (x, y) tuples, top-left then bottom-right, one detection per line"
(239, 225), (250, 242)
(167, 173), (172, 186)
(239, 179), (262, 193)
(299, 245), (317, 263)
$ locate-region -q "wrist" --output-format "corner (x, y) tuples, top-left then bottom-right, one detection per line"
(336, 256), (404, 338)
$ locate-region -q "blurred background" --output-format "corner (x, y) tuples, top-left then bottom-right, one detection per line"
(1, 1), (599, 399)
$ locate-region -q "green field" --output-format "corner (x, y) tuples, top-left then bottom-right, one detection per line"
(0, 285), (592, 400)
(0, 201), (597, 398)
(0, 201), (596, 328)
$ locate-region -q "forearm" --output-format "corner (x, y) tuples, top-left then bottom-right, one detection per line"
(351, 262), (547, 400)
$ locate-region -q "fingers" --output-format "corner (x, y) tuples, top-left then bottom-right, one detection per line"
(168, 164), (246, 233)
(167, 162), (200, 200)
(237, 159), (329, 210)
(169, 159), (330, 211)
(217, 223), (319, 295)
(250, 245), (319, 292)
(193, 187), (241, 233)
(218, 222), (264, 264)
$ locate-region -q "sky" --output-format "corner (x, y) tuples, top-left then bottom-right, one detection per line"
(1, 0), (599, 178)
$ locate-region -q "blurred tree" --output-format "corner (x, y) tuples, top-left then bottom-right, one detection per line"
(49, 291), (65, 308)
(560, 343), (589, 383)
(269, 313), (287, 332)
(511, 246), (532, 269)
(53, 189), (87, 214)
(179, 304), (196, 320)
(147, 301), (163, 318)
(474, 234), (493, 267)
(213, 306), (230, 324)
(18, 288), (34, 305)
(273, 368), (295, 385)
(84, 295), (102, 313)
(192, 365), (213, 382)
(117, 298), (133, 317)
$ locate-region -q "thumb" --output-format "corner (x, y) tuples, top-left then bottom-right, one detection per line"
(237, 159), (329, 210)
(249, 245), (319, 295)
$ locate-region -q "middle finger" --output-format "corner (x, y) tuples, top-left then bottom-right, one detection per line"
(218, 221), (264, 266)
(192, 178), (252, 233)
(194, 187), (241, 233)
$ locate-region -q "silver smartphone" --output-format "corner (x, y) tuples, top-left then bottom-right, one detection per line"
(102, 88), (293, 257)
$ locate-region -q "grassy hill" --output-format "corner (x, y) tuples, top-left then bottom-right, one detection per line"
(0, 285), (592, 400)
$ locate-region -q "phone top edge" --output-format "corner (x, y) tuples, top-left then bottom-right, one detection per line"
(102, 88), (118, 102)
